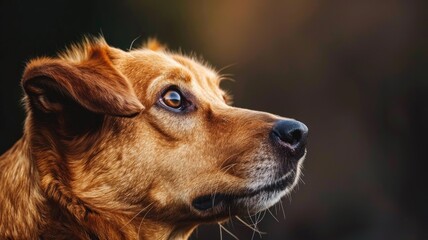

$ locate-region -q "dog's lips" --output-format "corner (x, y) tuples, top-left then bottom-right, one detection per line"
(191, 194), (231, 211)
(191, 172), (296, 212)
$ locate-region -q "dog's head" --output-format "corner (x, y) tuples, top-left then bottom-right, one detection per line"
(22, 37), (307, 235)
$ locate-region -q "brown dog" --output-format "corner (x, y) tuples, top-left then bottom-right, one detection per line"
(0, 37), (308, 239)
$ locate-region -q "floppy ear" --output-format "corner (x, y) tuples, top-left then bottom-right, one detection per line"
(22, 45), (144, 117)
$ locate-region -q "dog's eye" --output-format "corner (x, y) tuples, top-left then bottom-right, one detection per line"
(161, 89), (183, 109)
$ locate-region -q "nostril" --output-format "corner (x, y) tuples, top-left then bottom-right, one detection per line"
(275, 128), (302, 146)
(289, 129), (303, 145)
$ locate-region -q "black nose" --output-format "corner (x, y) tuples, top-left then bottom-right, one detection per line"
(272, 119), (308, 149)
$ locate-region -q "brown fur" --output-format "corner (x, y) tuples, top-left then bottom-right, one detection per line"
(0, 37), (306, 239)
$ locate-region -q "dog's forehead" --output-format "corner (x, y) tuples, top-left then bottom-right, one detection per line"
(128, 50), (218, 81)
(124, 49), (225, 102)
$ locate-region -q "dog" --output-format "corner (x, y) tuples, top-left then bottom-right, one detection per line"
(0, 37), (308, 239)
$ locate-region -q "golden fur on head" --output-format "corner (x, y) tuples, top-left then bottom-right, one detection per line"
(0, 36), (307, 239)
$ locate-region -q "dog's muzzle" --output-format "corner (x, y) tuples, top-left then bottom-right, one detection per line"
(191, 119), (308, 214)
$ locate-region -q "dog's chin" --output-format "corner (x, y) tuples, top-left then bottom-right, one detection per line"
(232, 170), (299, 214)
(191, 159), (304, 218)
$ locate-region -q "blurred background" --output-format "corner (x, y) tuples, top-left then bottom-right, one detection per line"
(0, 0), (426, 239)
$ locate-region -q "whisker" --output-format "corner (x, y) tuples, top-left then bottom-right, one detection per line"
(274, 203), (278, 215)
(137, 205), (155, 239)
(267, 208), (279, 222)
(287, 192), (293, 204)
(211, 182), (220, 212)
(219, 223), (239, 240)
(255, 211), (266, 225)
(246, 207), (261, 240)
(279, 199), (286, 220)
(235, 216), (265, 234)
(228, 207), (235, 230)
(219, 163), (239, 175)
(121, 202), (154, 230)
(218, 150), (246, 171)
(253, 211), (266, 238)
(129, 35), (142, 51)
(219, 223), (223, 240)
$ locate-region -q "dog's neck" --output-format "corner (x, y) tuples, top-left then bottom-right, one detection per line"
(0, 136), (48, 239)
(135, 222), (196, 240)
(0, 135), (196, 240)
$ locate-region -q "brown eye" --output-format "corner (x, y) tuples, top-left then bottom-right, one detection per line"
(162, 89), (182, 109)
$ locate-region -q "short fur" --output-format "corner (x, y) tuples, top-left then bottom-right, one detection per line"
(0, 37), (306, 239)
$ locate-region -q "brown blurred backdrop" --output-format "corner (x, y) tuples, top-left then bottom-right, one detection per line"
(0, 0), (426, 239)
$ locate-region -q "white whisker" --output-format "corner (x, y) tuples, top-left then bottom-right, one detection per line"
(137, 205), (155, 239)
(121, 202), (154, 230)
(218, 223), (239, 240)
(235, 216), (265, 234)
(129, 35), (142, 51)
(279, 199), (286, 220)
(219, 223), (223, 240)
(267, 208), (279, 222)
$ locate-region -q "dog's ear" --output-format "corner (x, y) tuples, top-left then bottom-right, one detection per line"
(143, 38), (166, 51)
(22, 43), (144, 117)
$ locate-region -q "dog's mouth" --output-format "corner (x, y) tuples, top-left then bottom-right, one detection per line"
(191, 171), (297, 212)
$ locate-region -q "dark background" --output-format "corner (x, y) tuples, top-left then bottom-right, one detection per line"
(0, 0), (427, 239)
